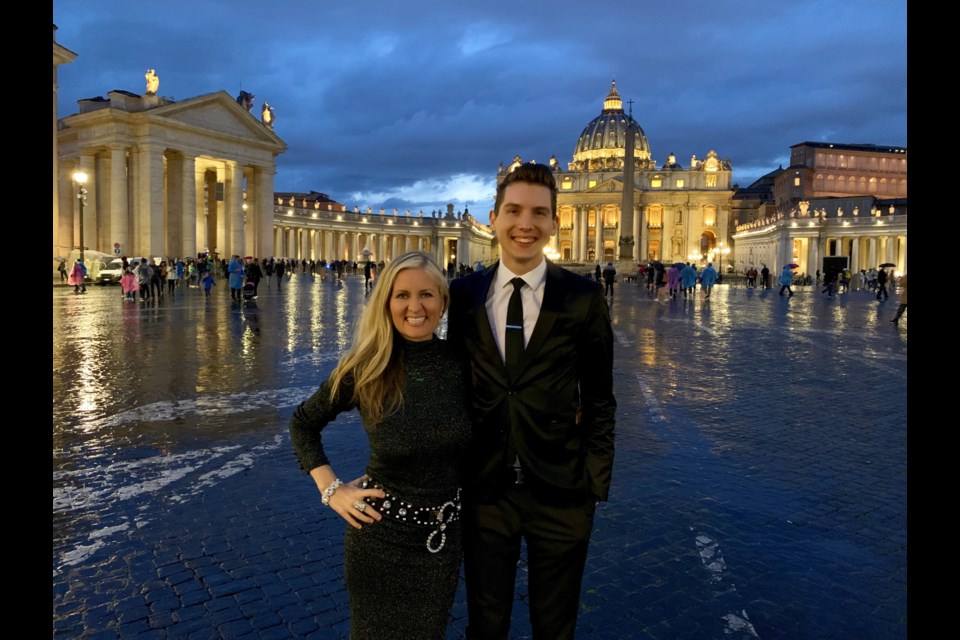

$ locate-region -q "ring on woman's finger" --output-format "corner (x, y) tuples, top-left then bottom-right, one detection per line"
(353, 501), (367, 513)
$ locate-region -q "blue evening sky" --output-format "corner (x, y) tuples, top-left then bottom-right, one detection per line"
(53, 0), (907, 214)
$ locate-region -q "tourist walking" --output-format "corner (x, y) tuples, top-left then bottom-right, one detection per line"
(228, 255), (245, 301)
(137, 259), (153, 301)
(876, 268), (889, 301)
(779, 265), (795, 297)
(69, 260), (87, 294)
(681, 262), (698, 298)
(700, 262), (718, 298)
(667, 264), (681, 299)
(602, 261), (617, 297)
(245, 259), (263, 298)
(58, 260), (68, 282)
(890, 272), (907, 324)
(120, 268), (138, 301)
(202, 273), (215, 298)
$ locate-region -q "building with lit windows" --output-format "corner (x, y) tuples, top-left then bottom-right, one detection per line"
(498, 81), (735, 270)
(53, 29), (493, 271)
(731, 142), (907, 277)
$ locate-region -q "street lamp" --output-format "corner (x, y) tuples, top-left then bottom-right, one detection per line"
(73, 171), (89, 264)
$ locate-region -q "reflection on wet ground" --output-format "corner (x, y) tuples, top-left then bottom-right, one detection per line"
(52, 275), (907, 639)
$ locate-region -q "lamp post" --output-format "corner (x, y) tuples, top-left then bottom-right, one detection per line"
(73, 171), (89, 264)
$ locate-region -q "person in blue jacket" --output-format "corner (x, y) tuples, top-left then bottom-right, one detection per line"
(228, 255), (245, 300)
(700, 262), (718, 299)
(779, 265), (795, 297)
(680, 262), (698, 298)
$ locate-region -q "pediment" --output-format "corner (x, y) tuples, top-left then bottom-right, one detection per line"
(583, 178), (623, 194)
(148, 91), (283, 147)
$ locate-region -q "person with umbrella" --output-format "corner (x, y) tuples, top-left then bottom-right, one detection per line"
(779, 264), (798, 297)
(57, 258), (67, 283)
(876, 265), (890, 301)
(700, 262), (718, 299)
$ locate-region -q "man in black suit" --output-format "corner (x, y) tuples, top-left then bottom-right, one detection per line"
(448, 163), (616, 640)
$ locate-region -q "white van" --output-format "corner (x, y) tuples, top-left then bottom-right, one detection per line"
(98, 258), (125, 284)
(97, 257), (164, 284)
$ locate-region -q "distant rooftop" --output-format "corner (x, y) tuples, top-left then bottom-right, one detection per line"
(791, 142), (907, 154)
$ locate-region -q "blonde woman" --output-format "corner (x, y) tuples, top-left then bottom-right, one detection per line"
(290, 251), (471, 640)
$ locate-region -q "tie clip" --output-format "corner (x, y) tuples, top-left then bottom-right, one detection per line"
(505, 324), (523, 330)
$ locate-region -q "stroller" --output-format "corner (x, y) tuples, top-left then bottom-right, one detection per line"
(242, 280), (256, 301)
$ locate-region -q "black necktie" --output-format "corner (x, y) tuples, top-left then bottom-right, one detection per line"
(505, 277), (525, 375)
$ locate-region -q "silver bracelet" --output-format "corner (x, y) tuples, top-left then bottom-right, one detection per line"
(321, 478), (343, 506)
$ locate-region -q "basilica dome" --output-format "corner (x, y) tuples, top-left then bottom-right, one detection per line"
(569, 81), (653, 172)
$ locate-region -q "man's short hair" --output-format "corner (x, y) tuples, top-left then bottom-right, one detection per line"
(494, 162), (558, 218)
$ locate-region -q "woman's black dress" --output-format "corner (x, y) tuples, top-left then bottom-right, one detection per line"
(290, 336), (472, 639)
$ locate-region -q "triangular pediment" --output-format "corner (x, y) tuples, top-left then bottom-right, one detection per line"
(148, 91), (285, 148)
(583, 177), (623, 194)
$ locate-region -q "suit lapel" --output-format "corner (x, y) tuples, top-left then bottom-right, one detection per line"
(470, 263), (500, 356)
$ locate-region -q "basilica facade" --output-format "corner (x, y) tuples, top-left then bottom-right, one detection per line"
(498, 81), (735, 270)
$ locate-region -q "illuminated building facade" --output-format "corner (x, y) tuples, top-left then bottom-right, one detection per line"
(731, 142), (907, 276)
(499, 81), (735, 269)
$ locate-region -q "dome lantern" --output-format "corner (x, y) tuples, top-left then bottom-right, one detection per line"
(569, 81), (653, 172)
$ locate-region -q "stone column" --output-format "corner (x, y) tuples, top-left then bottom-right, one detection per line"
(248, 166), (273, 259)
(592, 208), (601, 261)
(195, 167), (206, 255)
(178, 155), (196, 260)
(224, 161), (243, 258)
(351, 232), (360, 262)
(808, 236), (819, 275)
(57, 165), (75, 257)
(578, 206), (588, 262)
(884, 235), (894, 266)
(109, 145), (129, 256)
(850, 236), (860, 273)
(284, 228), (294, 259)
(867, 237), (876, 268)
(301, 227), (310, 260)
(135, 144), (164, 258)
(638, 205), (648, 263)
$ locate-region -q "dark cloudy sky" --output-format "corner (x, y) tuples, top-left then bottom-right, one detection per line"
(53, 0), (907, 214)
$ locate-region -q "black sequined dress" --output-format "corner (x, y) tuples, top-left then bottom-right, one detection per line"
(290, 336), (472, 640)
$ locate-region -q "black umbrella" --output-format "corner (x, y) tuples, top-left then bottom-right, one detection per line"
(649, 260), (664, 269)
(672, 262), (685, 269)
(879, 262), (896, 268)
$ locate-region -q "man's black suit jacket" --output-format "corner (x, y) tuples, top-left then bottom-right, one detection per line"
(447, 260), (616, 504)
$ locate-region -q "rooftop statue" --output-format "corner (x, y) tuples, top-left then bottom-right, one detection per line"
(145, 69), (159, 95)
(261, 102), (275, 128)
(236, 91), (255, 112)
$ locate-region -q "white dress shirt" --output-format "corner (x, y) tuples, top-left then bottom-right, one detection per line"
(485, 260), (548, 364)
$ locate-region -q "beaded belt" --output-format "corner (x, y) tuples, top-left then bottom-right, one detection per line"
(361, 477), (462, 553)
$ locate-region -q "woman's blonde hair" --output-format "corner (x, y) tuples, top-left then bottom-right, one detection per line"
(328, 251), (449, 426)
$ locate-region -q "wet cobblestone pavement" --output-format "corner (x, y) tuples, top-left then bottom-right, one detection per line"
(52, 273), (907, 639)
